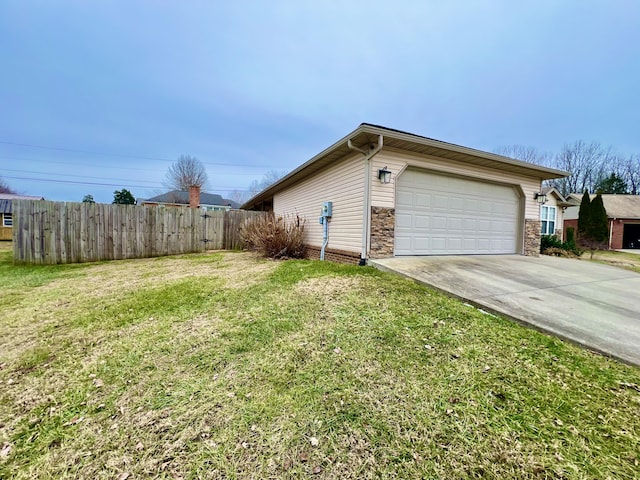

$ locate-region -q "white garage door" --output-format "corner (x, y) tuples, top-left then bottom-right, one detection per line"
(395, 169), (520, 255)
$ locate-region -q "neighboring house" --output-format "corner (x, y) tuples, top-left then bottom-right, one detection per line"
(139, 188), (240, 211)
(0, 193), (45, 241)
(563, 194), (640, 249)
(539, 187), (572, 238)
(242, 123), (568, 264)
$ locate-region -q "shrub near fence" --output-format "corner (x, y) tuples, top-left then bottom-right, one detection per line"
(12, 200), (267, 265)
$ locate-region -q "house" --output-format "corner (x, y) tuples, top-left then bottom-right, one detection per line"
(539, 187), (572, 239)
(0, 193), (45, 241)
(563, 194), (640, 249)
(139, 187), (240, 211)
(242, 123), (568, 263)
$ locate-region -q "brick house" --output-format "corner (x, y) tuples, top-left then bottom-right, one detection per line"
(139, 187), (240, 211)
(563, 194), (640, 250)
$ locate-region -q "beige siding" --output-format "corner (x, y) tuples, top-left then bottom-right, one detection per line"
(564, 205), (579, 220)
(273, 154), (364, 253)
(370, 148), (542, 219)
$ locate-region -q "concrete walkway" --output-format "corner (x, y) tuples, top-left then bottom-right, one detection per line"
(370, 255), (640, 366)
(617, 249), (640, 255)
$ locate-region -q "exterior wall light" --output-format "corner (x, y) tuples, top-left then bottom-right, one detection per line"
(534, 192), (548, 204)
(378, 166), (392, 184)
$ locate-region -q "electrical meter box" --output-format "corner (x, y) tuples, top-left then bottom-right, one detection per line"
(321, 201), (333, 218)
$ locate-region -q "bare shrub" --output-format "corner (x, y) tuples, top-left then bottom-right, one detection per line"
(240, 213), (306, 259)
(542, 247), (579, 258)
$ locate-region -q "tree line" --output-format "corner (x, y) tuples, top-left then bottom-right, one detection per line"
(495, 142), (640, 196)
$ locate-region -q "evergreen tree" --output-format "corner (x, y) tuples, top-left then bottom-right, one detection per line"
(82, 194), (95, 203)
(113, 189), (136, 205)
(577, 190), (591, 236)
(589, 193), (609, 243)
(578, 190), (609, 258)
(595, 172), (627, 194)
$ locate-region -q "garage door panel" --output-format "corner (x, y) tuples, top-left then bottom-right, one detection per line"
(431, 237), (447, 251)
(448, 238), (463, 250)
(447, 217), (463, 231)
(395, 213), (413, 228)
(433, 196), (448, 209)
(478, 201), (492, 214)
(414, 215), (430, 229)
(415, 193), (431, 208)
(478, 219), (491, 232)
(396, 191), (413, 207)
(413, 236), (430, 250)
(450, 197), (464, 211)
(432, 216), (447, 230)
(395, 237), (412, 251)
(395, 170), (519, 255)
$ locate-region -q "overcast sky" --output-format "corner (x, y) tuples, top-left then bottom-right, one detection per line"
(1, 1), (638, 203)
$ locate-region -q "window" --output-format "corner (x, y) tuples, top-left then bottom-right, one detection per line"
(541, 206), (556, 235)
(3, 213), (12, 227)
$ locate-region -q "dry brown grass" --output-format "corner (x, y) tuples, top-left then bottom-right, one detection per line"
(584, 250), (640, 273)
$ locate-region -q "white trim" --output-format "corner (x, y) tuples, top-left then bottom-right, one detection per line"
(541, 205), (557, 235)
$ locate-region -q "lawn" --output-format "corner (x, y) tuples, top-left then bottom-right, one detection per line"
(583, 250), (640, 274)
(1, 242), (639, 479)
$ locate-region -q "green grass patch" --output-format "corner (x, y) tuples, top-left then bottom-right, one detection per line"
(0, 250), (639, 479)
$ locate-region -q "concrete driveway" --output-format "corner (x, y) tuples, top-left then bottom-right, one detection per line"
(370, 255), (640, 366)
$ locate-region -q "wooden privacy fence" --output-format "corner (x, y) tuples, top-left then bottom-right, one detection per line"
(13, 200), (267, 264)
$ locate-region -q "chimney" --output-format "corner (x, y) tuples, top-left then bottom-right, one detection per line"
(189, 185), (201, 209)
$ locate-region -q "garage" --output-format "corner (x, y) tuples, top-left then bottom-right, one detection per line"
(623, 223), (640, 249)
(395, 169), (520, 255)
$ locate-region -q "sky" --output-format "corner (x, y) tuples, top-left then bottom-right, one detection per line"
(1, 1), (639, 204)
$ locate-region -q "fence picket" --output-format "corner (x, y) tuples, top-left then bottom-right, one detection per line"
(12, 200), (266, 264)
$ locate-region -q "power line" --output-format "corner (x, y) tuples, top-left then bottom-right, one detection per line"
(0, 156), (160, 173)
(2, 175), (246, 192)
(3, 175), (160, 189)
(2, 168), (162, 185)
(0, 140), (273, 168)
(0, 155), (268, 175)
(0, 140), (174, 162)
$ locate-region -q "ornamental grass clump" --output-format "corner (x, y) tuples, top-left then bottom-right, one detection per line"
(241, 213), (306, 259)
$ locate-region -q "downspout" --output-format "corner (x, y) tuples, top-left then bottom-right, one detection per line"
(348, 135), (383, 266)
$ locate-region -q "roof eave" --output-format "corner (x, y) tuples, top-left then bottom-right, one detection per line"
(241, 124), (570, 209)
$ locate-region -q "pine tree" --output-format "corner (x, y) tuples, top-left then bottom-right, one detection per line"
(577, 190), (591, 236)
(589, 193), (609, 243)
(578, 190), (609, 258)
(113, 189), (136, 205)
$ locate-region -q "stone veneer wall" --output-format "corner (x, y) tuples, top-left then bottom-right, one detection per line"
(369, 206), (395, 259)
(524, 219), (542, 257)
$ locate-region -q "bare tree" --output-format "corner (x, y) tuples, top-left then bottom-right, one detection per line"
(247, 169), (287, 198)
(494, 145), (552, 166)
(623, 155), (640, 195)
(0, 176), (16, 194)
(550, 141), (615, 197)
(164, 155), (209, 191)
(228, 189), (250, 205)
